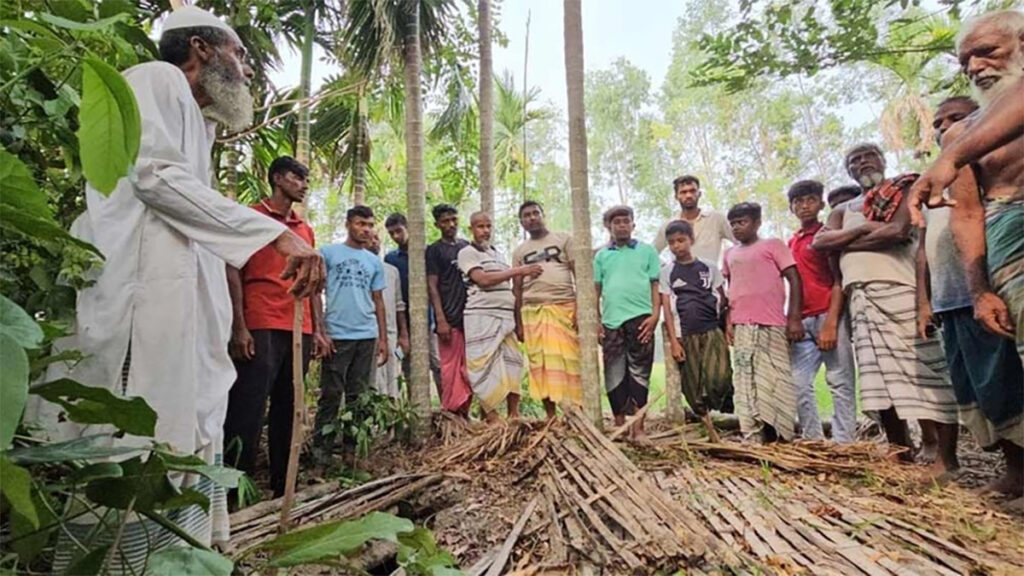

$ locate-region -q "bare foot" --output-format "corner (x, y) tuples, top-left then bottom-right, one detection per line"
(633, 427), (650, 444)
(921, 462), (960, 487)
(918, 441), (938, 465)
(978, 472), (1024, 497)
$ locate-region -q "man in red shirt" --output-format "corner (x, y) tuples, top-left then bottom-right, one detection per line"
(223, 156), (332, 497)
(787, 180), (856, 443)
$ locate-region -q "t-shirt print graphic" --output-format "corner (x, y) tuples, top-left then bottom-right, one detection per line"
(522, 245), (564, 265)
(335, 258), (371, 289)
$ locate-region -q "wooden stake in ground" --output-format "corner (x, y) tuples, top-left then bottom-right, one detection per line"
(279, 300), (304, 532)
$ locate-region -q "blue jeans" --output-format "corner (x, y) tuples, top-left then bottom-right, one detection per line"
(789, 313), (857, 442)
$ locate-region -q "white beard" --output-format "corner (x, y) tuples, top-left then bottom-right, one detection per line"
(199, 55), (254, 132)
(972, 52), (1024, 109)
(858, 171), (885, 189)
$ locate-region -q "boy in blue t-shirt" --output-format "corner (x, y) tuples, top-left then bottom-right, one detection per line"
(312, 205), (387, 465)
(658, 220), (732, 441)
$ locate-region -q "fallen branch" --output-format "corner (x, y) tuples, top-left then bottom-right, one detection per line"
(484, 497), (538, 576)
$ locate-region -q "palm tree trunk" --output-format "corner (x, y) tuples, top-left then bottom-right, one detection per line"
(403, 0), (431, 426)
(352, 92), (367, 205)
(478, 0), (494, 215)
(295, 4), (316, 166)
(563, 0), (602, 427)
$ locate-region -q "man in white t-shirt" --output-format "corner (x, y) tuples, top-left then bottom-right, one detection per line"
(653, 175), (734, 263)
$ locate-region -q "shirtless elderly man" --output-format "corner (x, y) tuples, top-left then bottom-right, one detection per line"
(923, 10), (1024, 500)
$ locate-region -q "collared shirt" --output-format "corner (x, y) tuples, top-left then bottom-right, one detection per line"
(653, 209), (735, 263)
(594, 239), (660, 329)
(384, 247), (409, 306)
(788, 222), (833, 318)
(241, 200), (315, 334)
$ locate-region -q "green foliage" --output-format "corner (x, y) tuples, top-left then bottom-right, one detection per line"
(77, 57), (141, 195)
(146, 547), (234, 576)
(260, 511), (414, 567)
(31, 378), (158, 437)
(337, 392), (419, 459)
(397, 526), (461, 575)
(0, 454), (38, 529)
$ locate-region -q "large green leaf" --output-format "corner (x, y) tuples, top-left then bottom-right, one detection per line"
(64, 544), (110, 575)
(39, 12), (129, 32)
(155, 451), (243, 489)
(264, 512), (414, 567)
(0, 149), (51, 219)
(31, 379), (157, 437)
(77, 57), (141, 195)
(147, 548), (233, 576)
(0, 455), (38, 529)
(10, 486), (56, 563)
(0, 293), (44, 348)
(68, 461), (124, 483)
(6, 435), (141, 465)
(0, 333), (29, 448)
(85, 456), (208, 512)
(0, 205), (102, 256)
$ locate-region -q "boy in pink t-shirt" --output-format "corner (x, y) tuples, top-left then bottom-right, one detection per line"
(722, 202), (805, 443)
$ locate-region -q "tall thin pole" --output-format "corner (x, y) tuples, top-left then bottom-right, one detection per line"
(521, 9), (530, 203)
(478, 0), (494, 215)
(563, 0), (602, 426)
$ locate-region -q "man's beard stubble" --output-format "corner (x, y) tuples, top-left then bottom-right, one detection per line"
(199, 54), (255, 132)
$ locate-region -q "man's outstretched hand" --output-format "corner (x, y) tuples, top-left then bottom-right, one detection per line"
(909, 155), (958, 228)
(274, 230), (325, 299)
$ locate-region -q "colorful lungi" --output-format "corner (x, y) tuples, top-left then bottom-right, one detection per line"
(465, 313), (524, 412)
(438, 327), (473, 413)
(522, 302), (583, 406)
(677, 328), (733, 416)
(940, 307), (1024, 448)
(848, 282), (958, 424)
(602, 315), (654, 416)
(732, 324), (797, 440)
(986, 196), (1024, 365)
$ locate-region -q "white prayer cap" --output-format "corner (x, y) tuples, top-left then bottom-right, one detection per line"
(162, 6), (234, 34)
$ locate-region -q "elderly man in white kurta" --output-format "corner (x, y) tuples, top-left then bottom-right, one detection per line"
(28, 6), (325, 569)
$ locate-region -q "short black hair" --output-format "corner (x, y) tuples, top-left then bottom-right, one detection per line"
(602, 205), (634, 225)
(672, 175), (700, 191)
(787, 180), (824, 204)
(431, 203), (458, 222)
(827, 185), (862, 206)
(159, 26), (234, 66)
(665, 220), (694, 240)
(267, 156), (309, 187)
(937, 95), (978, 112)
(347, 205), (375, 221)
(385, 213), (407, 228)
(518, 200), (543, 217)
(727, 202), (761, 222)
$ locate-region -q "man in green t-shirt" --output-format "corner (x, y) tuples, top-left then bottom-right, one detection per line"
(594, 205), (661, 440)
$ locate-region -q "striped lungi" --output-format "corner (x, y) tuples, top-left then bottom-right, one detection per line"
(465, 312), (524, 413)
(848, 282), (958, 424)
(732, 324), (797, 441)
(522, 302), (583, 406)
(986, 195), (1024, 365)
(52, 445), (228, 574)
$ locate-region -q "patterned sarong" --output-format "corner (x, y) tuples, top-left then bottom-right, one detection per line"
(522, 302), (583, 406)
(602, 315), (654, 416)
(678, 328), (733, 416)
(732, 325), (797, 440)
(848, 282), (958, 424)
(465, 313), (524, 412)
(986, 196), (1024, 365)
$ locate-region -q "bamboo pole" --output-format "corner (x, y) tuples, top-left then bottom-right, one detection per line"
(279, 301), (304, 531)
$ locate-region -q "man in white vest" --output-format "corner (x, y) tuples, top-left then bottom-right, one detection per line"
(29, 6), (324, 569)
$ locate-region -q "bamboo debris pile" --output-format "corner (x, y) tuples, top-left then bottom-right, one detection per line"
(655, 466), (1022, 575)
(652, 438), (899, 475)
(433, 414), (547, 466)
(229, 472), (444, 552)
(529, 407), (758, 573)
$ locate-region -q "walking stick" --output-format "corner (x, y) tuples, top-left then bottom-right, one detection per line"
(279, 299), (304, 532)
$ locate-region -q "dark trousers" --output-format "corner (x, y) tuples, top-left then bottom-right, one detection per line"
(223, 329), (312, 497)
(602, 315), (655, 416)
(312, 339), (377, 462)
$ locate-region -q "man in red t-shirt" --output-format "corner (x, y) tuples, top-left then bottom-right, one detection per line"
(786, 180), (856, 443)
(223, 156), (332, 497)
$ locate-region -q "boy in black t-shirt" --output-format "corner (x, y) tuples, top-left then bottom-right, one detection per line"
(659, 220), (733, 441)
